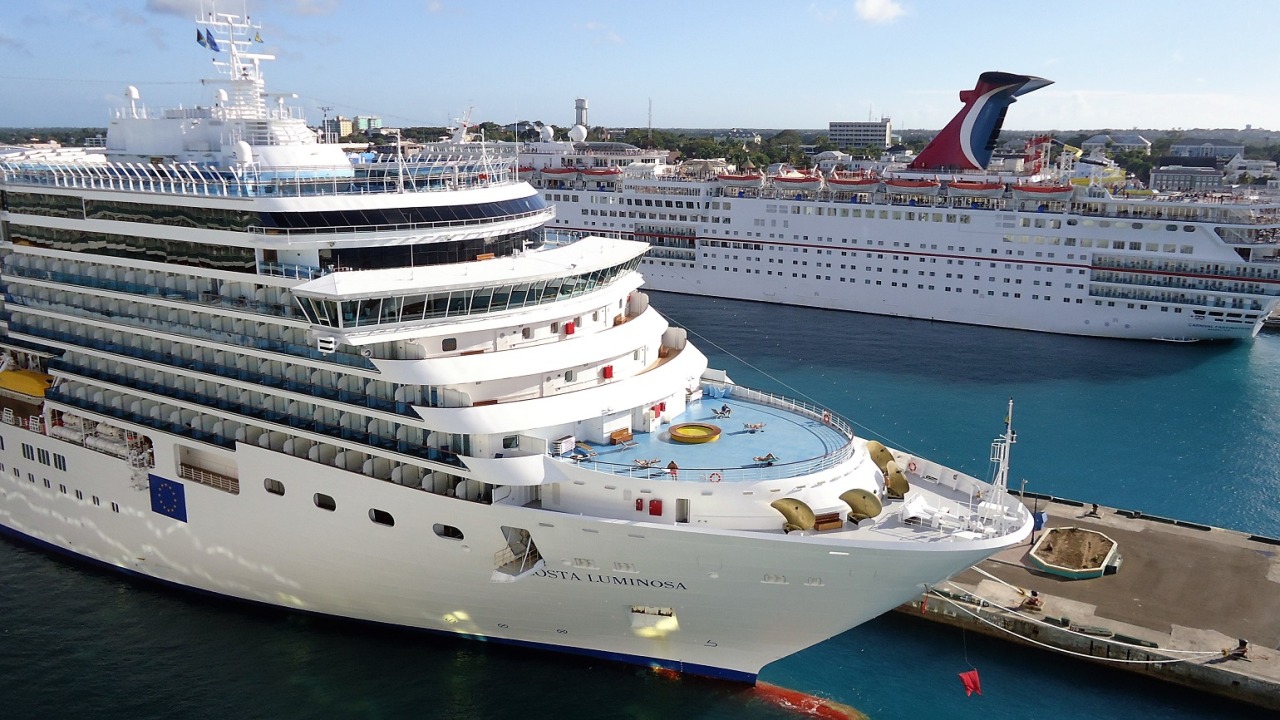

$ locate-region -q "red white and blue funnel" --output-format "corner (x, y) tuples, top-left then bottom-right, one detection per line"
(908, 72), (1052, 172)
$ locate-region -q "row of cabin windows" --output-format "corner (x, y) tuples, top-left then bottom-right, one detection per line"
(5, 460), (119, 512)
(262, 478), (464, 539)
(20, 442), (68, 471)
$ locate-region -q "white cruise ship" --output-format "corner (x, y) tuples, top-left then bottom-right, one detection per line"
(522, 74), (1280, 341)
(0, 11), (1032, 682)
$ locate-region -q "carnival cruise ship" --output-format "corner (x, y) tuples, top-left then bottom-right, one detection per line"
(0, 11), (1032, 682)
(521, 74), (1280, 341)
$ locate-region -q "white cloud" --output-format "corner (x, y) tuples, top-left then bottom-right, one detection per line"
(292, 0), (340, 16)
(855, 0), (905, 24)
(582, 20), (622, 45)
(808, 3), (839, 24)
(145, 0), (202, 18)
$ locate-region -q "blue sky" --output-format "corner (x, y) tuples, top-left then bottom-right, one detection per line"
(1, 0), (1276, 132)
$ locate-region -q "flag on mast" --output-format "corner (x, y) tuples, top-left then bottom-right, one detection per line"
(205, 28), (221, 52)
(196, 29), (207, 48)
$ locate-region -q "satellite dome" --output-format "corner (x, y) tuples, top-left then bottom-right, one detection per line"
(539, 124), (555, 142)
(568, 124), (588, 142)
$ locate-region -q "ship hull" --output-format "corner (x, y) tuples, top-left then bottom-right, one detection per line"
(0, 423), (1006, 681)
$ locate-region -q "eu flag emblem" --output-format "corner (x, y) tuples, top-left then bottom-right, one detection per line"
(150, 475), (188, 522)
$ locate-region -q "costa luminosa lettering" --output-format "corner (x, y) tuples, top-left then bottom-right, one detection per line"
(533, 569), (688, 590)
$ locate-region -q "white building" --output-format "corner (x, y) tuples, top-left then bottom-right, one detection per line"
(1150, 165), (1223, 191)
(1081, 134), (1151, 155)
(828, 119), (892, 149)
(1171, 140), (1245, 159)
(1225, 153), (1276, 181)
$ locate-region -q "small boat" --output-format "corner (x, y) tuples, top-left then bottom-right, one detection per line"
(581, 166), (623, 179)
(883, 178), (941, 195)
(771, 173), (823, 192)
(540, 167), (579, 176)
(1012, 183), (1075, 201)
(827, 172), (880, 188)
(947, 180), (1006, 198)
(717, 172), (764, 188)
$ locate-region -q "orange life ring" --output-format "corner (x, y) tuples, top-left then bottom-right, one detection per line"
(709, 472), (722, 483)
(907, 461), (918, 473)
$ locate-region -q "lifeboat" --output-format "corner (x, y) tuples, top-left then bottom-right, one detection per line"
(716, 172), (764, 188)
(947, 179), (1006, 198)
(771, 173), (823, 192)
(540, 167), (579, 176)
(1012, 183), (1075, 201)
(827, 172), (880, 189)
(883, 178), (941, 195)
(581, 166), (623, 179)
(517, 165), (535, 178)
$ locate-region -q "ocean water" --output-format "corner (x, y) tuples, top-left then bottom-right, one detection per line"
(3, 293), (1277, 720)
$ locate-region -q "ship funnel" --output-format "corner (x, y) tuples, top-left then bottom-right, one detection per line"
(909, 72), (1052, 172)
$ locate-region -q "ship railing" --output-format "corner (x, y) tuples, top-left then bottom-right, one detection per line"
(492, 543), (542, 574)
(2, 264), (305, 320)
(45, 374), (469, 472)
(702, 380), (857, 441)
(1091, 256), (1280, 282)
(1089, 271), (1278, 297)
(257, 262), (326, 280)
(0, 160), (520, 200)
(1084, 287), (1263, 310)
(177, 463), (240, 494)
(244, 207), (553, 241)
(568, 451), (853, 484)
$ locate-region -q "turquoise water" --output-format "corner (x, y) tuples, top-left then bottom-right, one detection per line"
(3, 293), (1277, 719)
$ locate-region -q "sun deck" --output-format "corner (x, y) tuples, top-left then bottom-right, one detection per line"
(561, 386), (854, 483)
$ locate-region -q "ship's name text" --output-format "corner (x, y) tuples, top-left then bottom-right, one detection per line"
(533, 569), (688, 590)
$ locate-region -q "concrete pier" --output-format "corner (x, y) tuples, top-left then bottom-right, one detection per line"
(897, 493), (1280, 710)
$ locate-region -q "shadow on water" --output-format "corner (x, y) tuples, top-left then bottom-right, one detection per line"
(649, 291), (1241, 385)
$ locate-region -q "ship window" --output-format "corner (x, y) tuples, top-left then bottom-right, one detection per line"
(313, 493), (337, 511)
(264, 478), (285, 496)
(502, 435), (520, 449)
(442, 337), (457, 352)
(522, 327), (533, 339)
(369, 508), (395, 527)
(93, 496), (100, 506)
(433, 523), (465, 540)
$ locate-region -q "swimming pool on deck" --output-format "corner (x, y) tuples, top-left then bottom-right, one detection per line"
(562, 391), (853, 483)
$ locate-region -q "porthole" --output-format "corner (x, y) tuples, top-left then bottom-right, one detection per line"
(433, 523), (464, 540)
(264, 478), (285, 496)
(369, 508), (395, 527)
(314, 493), (336, 511)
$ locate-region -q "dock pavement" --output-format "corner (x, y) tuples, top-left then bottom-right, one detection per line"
(896, 493), (1280, 710)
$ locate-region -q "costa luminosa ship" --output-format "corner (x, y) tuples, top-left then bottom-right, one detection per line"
(0, 10), (1030, 681)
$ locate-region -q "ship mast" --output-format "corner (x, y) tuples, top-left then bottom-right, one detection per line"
(987, 397), (1017, 532)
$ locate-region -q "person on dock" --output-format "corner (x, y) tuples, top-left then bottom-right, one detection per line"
(1085, 503), (1099, 517)
(666, 460), (679, 479)
(1022, 590), (1043, 612)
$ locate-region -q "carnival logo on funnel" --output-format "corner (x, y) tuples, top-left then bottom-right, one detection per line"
(909, 72), (1052, 172)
